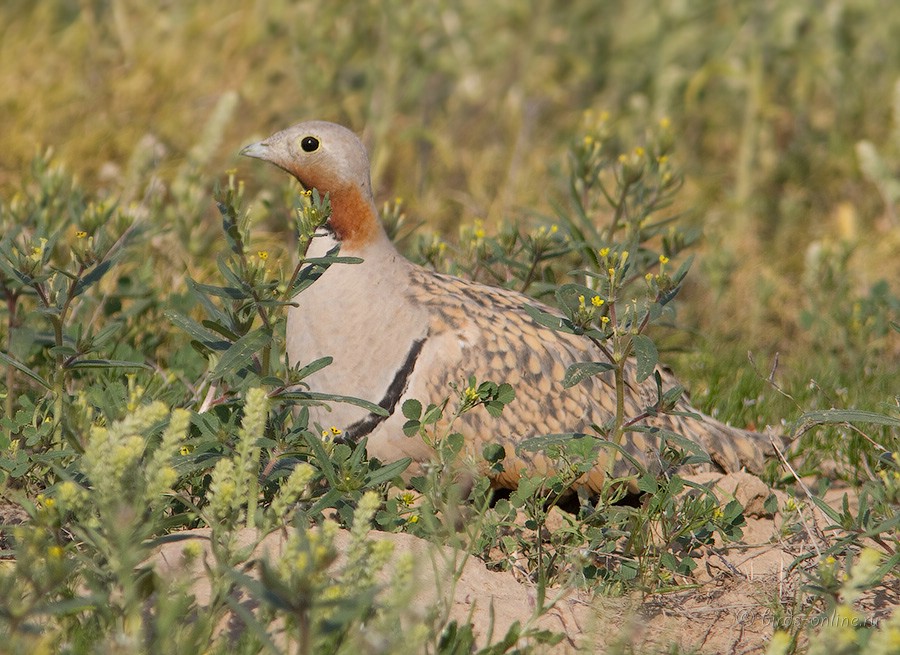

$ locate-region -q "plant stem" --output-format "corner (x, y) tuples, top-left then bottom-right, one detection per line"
(4, 289), (17, 436)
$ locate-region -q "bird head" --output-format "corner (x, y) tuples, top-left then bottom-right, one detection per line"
(241, 121), (383, 250)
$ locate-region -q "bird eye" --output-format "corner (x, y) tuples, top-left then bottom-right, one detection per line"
(300, 136), (319, 152)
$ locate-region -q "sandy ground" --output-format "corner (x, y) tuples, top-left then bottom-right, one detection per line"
(146, 471), (897, 653)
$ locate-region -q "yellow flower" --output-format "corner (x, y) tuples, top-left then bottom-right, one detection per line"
(578, 294), (586, 308)
(329, 426), (342, 436)
(257, 250), (269, 260)
(48, 546), (64, 559)
(599, 247), (610, 258)
(659, 255), (670, 265)
(29, 237), (48, 262)
(583, 135), (593, 146)
(464, 386), (479, 403)
(179, 445), (192, 456)
(645, 273), (654, 281)
(591, 296), (604, 307)
(75, 230), (87, 239)
(634, 147), (645, 158)
(394, 196), (403, 205)
(620, 250), (629, 264)
(601, 316), (610, 324)
(659, 117), (671, 129)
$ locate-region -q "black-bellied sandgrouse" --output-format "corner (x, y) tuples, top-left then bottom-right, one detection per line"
(241, 121), (773, 492)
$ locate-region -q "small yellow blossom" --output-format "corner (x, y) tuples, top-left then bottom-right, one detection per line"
(583, 135), (594, 146)
(659, 255), (670, 265)
(601, 316), (610, 325)
(329, 426), (342, 436)
(75, 230), (87, 239)
(180, 445), (193, 456)
(658, 155), (669, 165)
(634, 147), (645, 157)
(407, 514), (419, 524)
(659, 117), (671, 129)
(257, 250), (269, 260)
(181, 541), (203, 562)
(578, 294), (586, 308)
(599, 247), (610, 258)
(394, 196), (403, 205)
(302, 189), (312, 197)
(464, 386), (479, 403)
(591, 296), (604, 307)
(766, 631), (791, 655)
(48, 546), (64, 559)
(620, 250), (629, 264)
(29, 237), (48, 262)
(550, 224), (558, 233)
(645, 273), (654, 282)
(398, 492), (416, 506)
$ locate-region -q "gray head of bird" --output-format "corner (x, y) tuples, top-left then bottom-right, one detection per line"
(241, 120), (383, 250)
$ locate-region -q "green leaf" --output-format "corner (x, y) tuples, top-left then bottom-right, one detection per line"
(402, 399), (422, 420)
(186, 277), (232, 324)
(422, 402), (444, 425)
(73, 256), (119, 297)
(33, 595), (101, 617)
(522, 303), (578, 334)
(294, 356), (333, 380)
(496, 383), (515, 404)
(808, 494), (844, 525)
(164, 310), (229, 349)
(632, 334), (658, 382)
(304, 255), (364, 266)
(563, 361), (615, 388)
(276, 391), (388, 416)
(798, 409), (900, 428)
(210, 328), (272, 378)
(671, 254), (695, 286)
(0, 351), (51, 390)
(66, 359), (150, 370)
(366, 457), (411, 486)
(482, 442), (506, 463)
(187, 280), (248, 300)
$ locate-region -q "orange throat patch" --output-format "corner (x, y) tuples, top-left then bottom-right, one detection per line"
(327, 186), (381, 250)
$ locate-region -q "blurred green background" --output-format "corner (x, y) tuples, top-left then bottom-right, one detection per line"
(1, 0), (897, 430)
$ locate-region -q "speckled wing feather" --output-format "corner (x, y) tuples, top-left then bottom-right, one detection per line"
(405, 266), (770, 492)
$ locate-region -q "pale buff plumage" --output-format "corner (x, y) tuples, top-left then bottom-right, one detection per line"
(241, 121), (773, 492)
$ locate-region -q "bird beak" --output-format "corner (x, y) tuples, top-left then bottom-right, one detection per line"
(240, 140), (271, 161)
